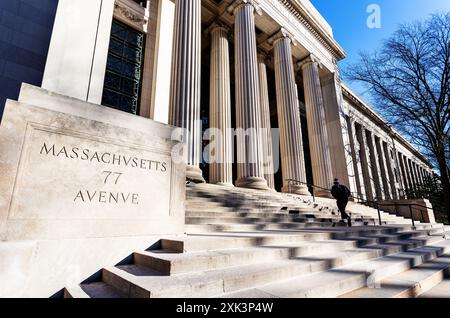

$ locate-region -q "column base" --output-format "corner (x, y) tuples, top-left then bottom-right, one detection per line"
(186, 165), (205, 183)
(235, 177), (269, 191)
(314, 189), (333, 198)
(282, 184), (311, 196)
(214, 182), (235, 187)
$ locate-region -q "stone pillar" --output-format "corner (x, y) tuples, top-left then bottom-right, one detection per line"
(419, 167), (425, 185)
(418, 165), (424, 186)
(300, 55), (333, 197)
(375, 137), (391, 199)
(398, 153), (410, 194)
(407, 158), (416, 191)
(394, 151), (403, 198)
(404, 156), (414, 193)
(321, 71), (353, 191)
(257, 52), (275, 190)
(208, 25), (233, 186)
(356, 125), (375, 200)
(414, 163), (422, 186)
(393, 150), (405, 199)
(348, 117), (366, 200)
(272, 32), (309, 195)
(232, 0), (268, 190)
(411, 162), (418, 187)
(169, 0), (204, 182)
(42, 0), (115, 103)
(367, 132), (384, 200)
(383, 141), (398, 199)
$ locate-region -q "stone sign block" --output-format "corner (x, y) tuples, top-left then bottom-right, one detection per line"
(0, 84), (185, 241)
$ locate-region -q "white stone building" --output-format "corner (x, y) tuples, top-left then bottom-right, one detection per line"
(0, 0), (444, 298)
(40, 0), (431, 198)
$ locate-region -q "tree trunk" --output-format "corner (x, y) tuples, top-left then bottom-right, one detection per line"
(436, 151), (450, 222)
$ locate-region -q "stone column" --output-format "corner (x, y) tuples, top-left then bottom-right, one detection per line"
(407, 158), (416, 191)
(383, 141), (398, 199)
(396, 152), (404, 197)
(356, 125), (375, 200)
(418, 165), (424, 185)
(419, 167), (425, 185)
(348, 117), (366, 200)
(257, 52), (275, 190)
(208, 25), (233, 186)
(398, 153), (410, 195)
(404, 156), (414, 192)
(300, 55), (333, 197)
(411, 162), (418, 187)
(232, 0), (268, 190)
(367, 131), (384, 199)
(169, 0), (204, 182)
(414, 163), (422, 186)
(272, 32), (309, 195)
(375, 137), (391, 199)
(321, 71), (353, 190)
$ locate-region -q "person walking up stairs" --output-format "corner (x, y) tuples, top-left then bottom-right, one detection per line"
(331, 178), (352, 227)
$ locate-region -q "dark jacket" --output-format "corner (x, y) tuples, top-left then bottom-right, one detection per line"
(331, 184), (351, 201)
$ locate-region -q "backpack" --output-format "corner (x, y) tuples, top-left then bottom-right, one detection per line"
(339, 185), (351, 198)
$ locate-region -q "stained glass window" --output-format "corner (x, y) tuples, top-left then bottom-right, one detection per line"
(102, 20), (144, 115)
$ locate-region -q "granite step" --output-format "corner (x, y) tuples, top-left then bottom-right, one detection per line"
(78, 282), (126, 298)
(86, 244), (408, 298)
(218, 240), (450, 298)
(185, 215), (345, 225)
(160, 232), (334, 252)
(419, 277), (450, 298)
(339, 254), (450, 298)
(132, 239), (360, 275)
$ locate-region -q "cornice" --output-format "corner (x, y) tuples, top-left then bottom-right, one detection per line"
(114, 0), (147, 31)
(275, 0), (346, 61)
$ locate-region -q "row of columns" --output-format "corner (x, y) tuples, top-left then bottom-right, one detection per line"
(349, 118), (433, 201)
(169, 0), (336, 195)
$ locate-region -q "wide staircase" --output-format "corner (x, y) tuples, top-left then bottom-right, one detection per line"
(64, 183), (450, 298)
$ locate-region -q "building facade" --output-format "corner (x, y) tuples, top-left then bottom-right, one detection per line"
(3, 0), (434, 200)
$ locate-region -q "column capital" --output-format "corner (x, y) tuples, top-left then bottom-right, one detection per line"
(267, 28), (297, 47)
(297, 54), (322, 70)
(257, 49), (269, 63)
(205, 21), (231, 37)
(227, 0), (262, 16)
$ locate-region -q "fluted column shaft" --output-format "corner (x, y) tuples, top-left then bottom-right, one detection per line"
(383, 142), (398, 199)
(169, 0), (204, 182)
(413, 163), (421, 186)
(233, 2), (268, 190)
(419, 167), (425, 185)
(348, 118), (366, 200)
(398, 153), (410, 195)
(257, 53), (275, 190)
(356, 125), (375, 200)
(376, 137), (391, 199)
(404, 156), (413, 192)
(394, 152), (406, 198)
(209, 26), (233, 186)
(273, 37), (309, 195)
(301, 58), (333, 197)
(367, 132), (384, 199)
(407, 158), (416, 191)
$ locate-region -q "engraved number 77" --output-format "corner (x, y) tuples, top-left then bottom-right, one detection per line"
(102, 171), (122, 184)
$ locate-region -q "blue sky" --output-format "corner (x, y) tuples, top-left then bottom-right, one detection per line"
(310, 0), (450, 100)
